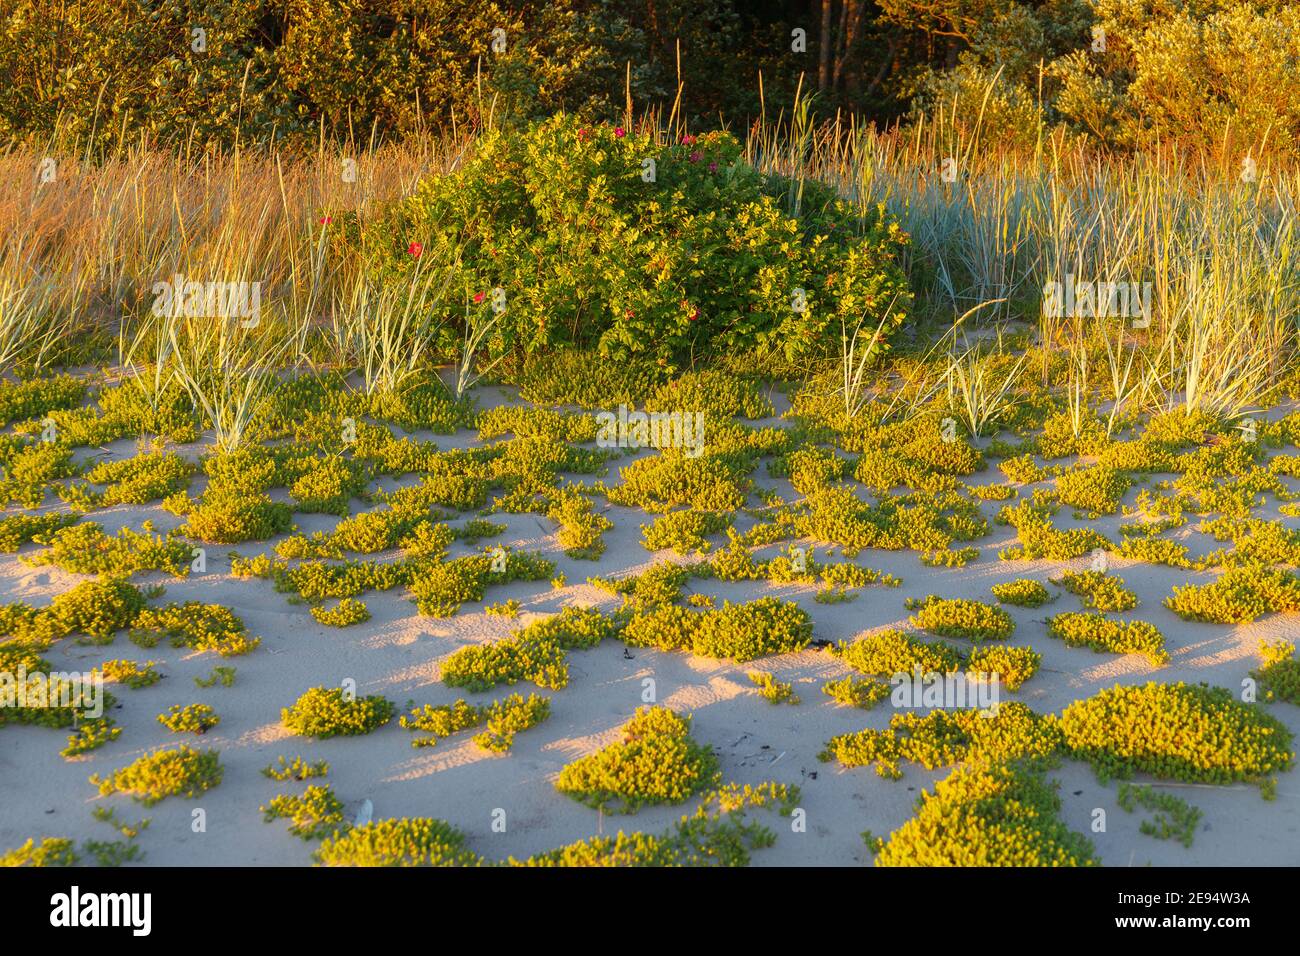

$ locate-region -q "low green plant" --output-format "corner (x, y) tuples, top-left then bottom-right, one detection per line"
(1052, 570), (1138, 611)
(262, 756), (330, 781)
(990, 579), (1052, 607)
(310, 598), (372, 627)
(907, 595), (1015, 642)
(262, 785), (347, 840)
(1047, 612), (1169, 665)
(1117, 783), (1202, 848)
(90, 746), (222, 805)
(281, 687), (395, 738)
(747, 671), (799, 705)
(157, 703), (220, 735)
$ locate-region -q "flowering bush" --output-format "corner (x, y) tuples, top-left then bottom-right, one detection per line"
(262, 785), (347, 840)
(400, 693), (551, 751)
(376, 115), (910, 369)
(130, 602), (261, 657)
(747, 671), (800, 705)
(314, 818), (480, 867)
(1253, 640), (1300, 705)
(309, 598), (371, 628)
(1165, 566), (1300, 623)
(832, 629), (965, 676)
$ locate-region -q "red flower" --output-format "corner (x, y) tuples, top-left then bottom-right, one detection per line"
(319, 216), (333, 225)
(681, 134), (696, 146)
(615, 127), (626, 138)
(473, 291), (486, 304)
(577, 128), (590, 142)
(407, 241), (423, 258)
(625, 309), (635, 318)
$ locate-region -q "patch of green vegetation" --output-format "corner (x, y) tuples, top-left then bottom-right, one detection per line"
(1165, 566), (1300, 623)
(314, 817), (482, 867)
(1059, 682), (1294, 788)
(262, 756), (329, 781)
(309, 597), (371, 627)
(130, 602), (261, 656)
(832, 629), (966, 677)
(555, 707), (720, 813)
(1047, 611), (1168, 665)
(0, 836), (79, 867)
(870, 761), (1098, 866)
(157, 703), (220, 734)
(262, 785), (347, 839)
(400, 693), (551, 751)
(95, 658), (162, 689)
(640, 510), (734, 554)
(281, 687), (395, 738)
(747, 671), (799, 705)
(0, 512), (79, 552)
(1117, 783), (1201, 848)
(822, 676), (892, 709)
(23, 521), (194, 577)
(991, 578), (1052, 607)
(439, 607), (617, 692)
(1051, 570), (1139, 611)
(90, 745), (223, 805)
(906, 595), (1015, 642)
(621, 597), (812, 662)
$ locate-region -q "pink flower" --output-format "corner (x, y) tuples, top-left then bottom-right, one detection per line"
(690, 152), (702, 163)
(473, 291), (486, 304)
(708, 162), (718, 173)
(407, 241), (423, 258)
(681, 134), (696, 146)
(615, 127), (626, 138)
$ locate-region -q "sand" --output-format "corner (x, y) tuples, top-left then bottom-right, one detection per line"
(2, 382), (1299, 867)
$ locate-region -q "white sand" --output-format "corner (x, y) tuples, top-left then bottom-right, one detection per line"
(2, 385), (1299, 866)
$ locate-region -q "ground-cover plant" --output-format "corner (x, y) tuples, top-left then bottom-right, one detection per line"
(822, 676), (892, 709)
(281, 688), (395, 738)
(640, 510), (734, 554)
(1165, 566), (1300, 623)
(1051, 571), (1139, 612)
(747, 672), (799, 705)
(990, 579), (1053, 607)
(967, 645), (1042, 691)
(868, 761), (1098, 867)
(0, 512), (78, 551)
(400, 693), (551, 751)
(59, 449), (194, 509)
(166, 487), (294, 544)
(1117, 783), (1202, 848)
(820, 703), (1061, 779)
(996, 499), (1111, 560)
(1253, 640), (1300, 705)
(554, 707), (720, 813)
(194, 666), (237, 688)
(906, 596), (1015, 642)
(590, 561), (692, 608)
(94, 658), (162, 689)
(90, 746), (222, 805)
(23, 522), (194, 577)
(1058, 682), (1294, 789)
(157, 703), (220, 735)
(1046, 612), (1169, 666)
(262, 756), (329, 781)
(313, 816), (483, 867)
(309, 598), (371, 627)
(129, 602), (261, 657)
(439, 606), (618, 692)
(262, 785), (347, 840)
(831, 629), (966, 677)
(621, 598), (812, 662)
(0, 837), (79, 867)
(0, 576), (151, 646)
(1055, 466), (1132, 516)
(408, 550), (555, 618)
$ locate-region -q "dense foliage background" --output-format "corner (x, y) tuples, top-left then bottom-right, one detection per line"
(5, 1), (1300, 157)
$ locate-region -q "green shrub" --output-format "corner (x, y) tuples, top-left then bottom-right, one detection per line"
(60, 449), (193, 509)
(640, 510), (734, 554)
(967, 645), (1041, 691)
(383, 115), (910, 368)
(555, 706), (720, 813)
(90, 746), (222, 805)
(168, 489), (293, 543)
(1058, 682), (1294, 787)
(0, 512), (78, 552)
(95, 658), (162, 689)
(281, 687), (394, 738)
(822, 676), (892, 709)
(23, 522), (194, 577)
(400, 693), (551, 751)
